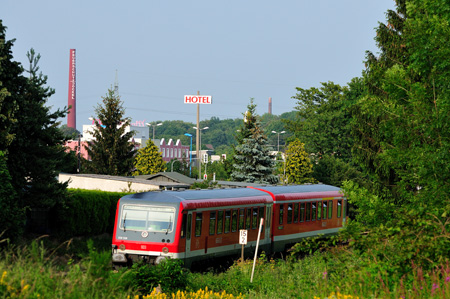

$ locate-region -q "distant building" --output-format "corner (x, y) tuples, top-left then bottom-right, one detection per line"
(64, 122), (189, 162)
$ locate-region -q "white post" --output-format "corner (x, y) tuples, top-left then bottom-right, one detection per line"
(251, 218), (264, 283)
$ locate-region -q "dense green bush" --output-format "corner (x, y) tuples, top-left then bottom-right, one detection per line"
(124, 259), (189, 295)
(0, 151), (25, 242)
(51, 189), (131, 237)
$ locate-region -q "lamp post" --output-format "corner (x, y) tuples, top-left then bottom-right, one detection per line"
(184, 133), (193, 177)
(193, 126), (209, 179)
(146, 122), (163, 141)
(271, 130), (286, 152)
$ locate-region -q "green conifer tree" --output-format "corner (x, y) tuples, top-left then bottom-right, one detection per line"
(133, 140), (166, 175)
(231, 100), (277, 184)
(84, 89), (136, 176)
(284, 139), (315, 184)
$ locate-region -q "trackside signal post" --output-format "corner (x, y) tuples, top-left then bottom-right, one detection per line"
(184, 92), (212, 179)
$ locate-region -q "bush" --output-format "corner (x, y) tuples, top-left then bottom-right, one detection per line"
(125, 259), (189, 295)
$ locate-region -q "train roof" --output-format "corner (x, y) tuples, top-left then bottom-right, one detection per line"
(119, 187), (273, 209)
(251, 184), (343, 201)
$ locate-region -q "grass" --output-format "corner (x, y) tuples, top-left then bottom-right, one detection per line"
(1, 235), (450, 298)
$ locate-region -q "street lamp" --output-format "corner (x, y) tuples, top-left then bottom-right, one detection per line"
(193, 126), (209, 179)
(146, 122), (163, 141)
(271, 130), (286, 152)
(184, 133), (193, 177)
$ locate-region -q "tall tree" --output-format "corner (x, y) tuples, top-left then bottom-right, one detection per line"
(231, 100), (277, 184)
(284, 139), (315, 184)
(0, 20), (22, 151)
(84, 89), (136, 176)
(287, 81), (354, 163)
(133, 140), (166, 175)
(5, 46), (68, 210)
(343, 0), (450, 273)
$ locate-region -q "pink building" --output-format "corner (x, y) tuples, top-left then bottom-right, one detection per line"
(65, 140), (90, 160)
(159, 138), (190, 163)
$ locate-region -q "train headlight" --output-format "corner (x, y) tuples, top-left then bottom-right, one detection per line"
(162, 247), (169, 254)
(119, 244), (126, 251)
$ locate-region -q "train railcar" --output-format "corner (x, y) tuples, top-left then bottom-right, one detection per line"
(111, 184), (346, 269)
(251, 185), (346, 252)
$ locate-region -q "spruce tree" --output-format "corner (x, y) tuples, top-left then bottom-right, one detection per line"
(231, 100), (277, 184)
(84, 88), (136, 176)
(2, 44), (68, 210)
(284, 139), (315, 184)
(133, 140), (166, 175)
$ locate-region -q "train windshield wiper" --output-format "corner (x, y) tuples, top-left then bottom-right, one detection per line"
(123, 212), (127, 232)
(166, 216), (172, 235)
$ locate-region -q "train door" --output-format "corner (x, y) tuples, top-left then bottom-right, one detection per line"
(265, 205), (271, 240)
(185, 212), (193, 258)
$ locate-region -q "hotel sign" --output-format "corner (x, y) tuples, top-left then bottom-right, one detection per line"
(184, 95), (212, 104)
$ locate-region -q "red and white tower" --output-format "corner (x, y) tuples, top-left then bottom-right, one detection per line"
(67, 49), (76, 129)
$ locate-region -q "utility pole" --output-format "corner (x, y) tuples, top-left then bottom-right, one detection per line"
(196, 91), (200, 179)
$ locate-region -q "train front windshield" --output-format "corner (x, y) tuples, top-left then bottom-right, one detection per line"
(120, 205), (175, 233)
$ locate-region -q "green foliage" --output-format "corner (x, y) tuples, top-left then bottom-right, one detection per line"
(58, 124), (80, 140)
(231, 99), (278, 184)
(133, 139), (166, 175)
(0, 151), (25, 241)
(4, 47), (69, 211)
(343, 0), (450, 275)
(206, 160), (230, 181)
(287, 81), (358, 163)
(52, 189), (130, 237)
(0, 20), (21, 151)
(125, 259), (189, 294)
(312, 155), (364, 187)
(284, 139), (315, 184)
(84, 89), (136, 176)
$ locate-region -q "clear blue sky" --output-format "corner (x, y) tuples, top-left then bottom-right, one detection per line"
(3, 0), (395, 131)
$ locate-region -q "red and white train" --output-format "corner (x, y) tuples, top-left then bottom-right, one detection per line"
(111, 184), (346, 268)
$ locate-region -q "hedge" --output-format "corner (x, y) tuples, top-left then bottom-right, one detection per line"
(51, 189), (132, 237)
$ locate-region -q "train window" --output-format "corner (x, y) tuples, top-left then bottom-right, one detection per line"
(225, 210), (231, 233)
(187, 214), (192, 240)
(195, 213), (202, 237)
(300, 203), (305, 222)
(287, 204), (293, 224)
(217, 210), (224, 234)
(120, 205), (175, 233)
(246, 208), (251, 229)
(294, 203), (299, 223)
(251, 208), (257, 229)
(306, 202), (311, 221)
(337, 200), (342, 218)
(232, 210), (238, 232)
(279, 204), (284, 225)
(209, 211), (216, 235)
(328, 200), (333, 219)
(181, 214), (187, 238)
(323, 202), (327, 220)
(259, 207), (264, 223)
(239, 209), (245, 229)
(317, 202), (322, 220)
(312, 203), (316, 221)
